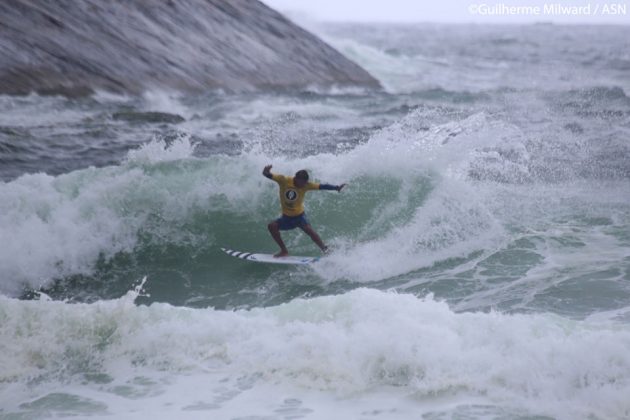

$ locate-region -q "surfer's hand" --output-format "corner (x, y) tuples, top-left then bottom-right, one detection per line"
(263, 164), (272, 176)
(337, 183), (346, 192)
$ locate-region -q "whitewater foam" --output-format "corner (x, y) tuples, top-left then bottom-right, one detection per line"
(1, 288), (629, 419)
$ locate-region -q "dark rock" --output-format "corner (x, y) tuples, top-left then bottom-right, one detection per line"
(0, 0), (380, 97)
(563, 122), (584, 134)
(112, 111), (186, 124)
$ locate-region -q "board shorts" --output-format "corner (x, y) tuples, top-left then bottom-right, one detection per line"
(276, 213), (309, 231)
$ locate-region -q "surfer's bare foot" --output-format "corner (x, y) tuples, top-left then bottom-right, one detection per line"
(321, 246), (329, 254)
(274, 250), (289, 258)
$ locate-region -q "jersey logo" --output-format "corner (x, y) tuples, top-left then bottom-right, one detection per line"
(285, 189), (298, 201)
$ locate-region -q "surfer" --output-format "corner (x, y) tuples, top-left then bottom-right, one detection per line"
(263, 165), (345, 257)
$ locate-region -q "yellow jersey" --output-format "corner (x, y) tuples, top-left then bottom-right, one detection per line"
(271, 174), (320, 216)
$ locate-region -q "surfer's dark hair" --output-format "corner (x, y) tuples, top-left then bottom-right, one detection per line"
(295, 169), (309, 181)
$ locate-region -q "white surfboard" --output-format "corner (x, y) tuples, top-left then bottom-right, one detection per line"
(221, 248), (320, 265)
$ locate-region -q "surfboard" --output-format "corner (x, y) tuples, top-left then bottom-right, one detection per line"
(221, 248), (320, 265)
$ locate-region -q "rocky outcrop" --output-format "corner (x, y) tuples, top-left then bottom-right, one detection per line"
(0, 0), (380, 96)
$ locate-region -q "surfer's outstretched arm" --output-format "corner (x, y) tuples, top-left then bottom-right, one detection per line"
(319, 183), (346, 192)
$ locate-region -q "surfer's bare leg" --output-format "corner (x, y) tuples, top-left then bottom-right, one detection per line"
(301, 224), (328, 253)
(268, 221), (289, 257)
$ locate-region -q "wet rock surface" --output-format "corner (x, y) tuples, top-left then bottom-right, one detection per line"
(0, 0), (380, 96)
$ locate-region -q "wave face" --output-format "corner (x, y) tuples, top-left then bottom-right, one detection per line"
(1, 23), (630, 419)
(1, 107), (628, 316)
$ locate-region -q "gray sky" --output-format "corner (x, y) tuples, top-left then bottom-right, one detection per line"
(262, 0), (630, 24)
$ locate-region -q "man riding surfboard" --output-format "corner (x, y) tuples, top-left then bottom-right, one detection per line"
(263, 164), (345, 257)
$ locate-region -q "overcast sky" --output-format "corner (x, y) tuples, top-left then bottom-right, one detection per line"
(262, 0), (629, 24)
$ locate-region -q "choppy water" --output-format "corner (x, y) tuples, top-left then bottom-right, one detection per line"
(1, 23), (630, 419)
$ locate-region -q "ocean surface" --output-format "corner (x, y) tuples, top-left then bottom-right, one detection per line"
(1, 23), (630, 419)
